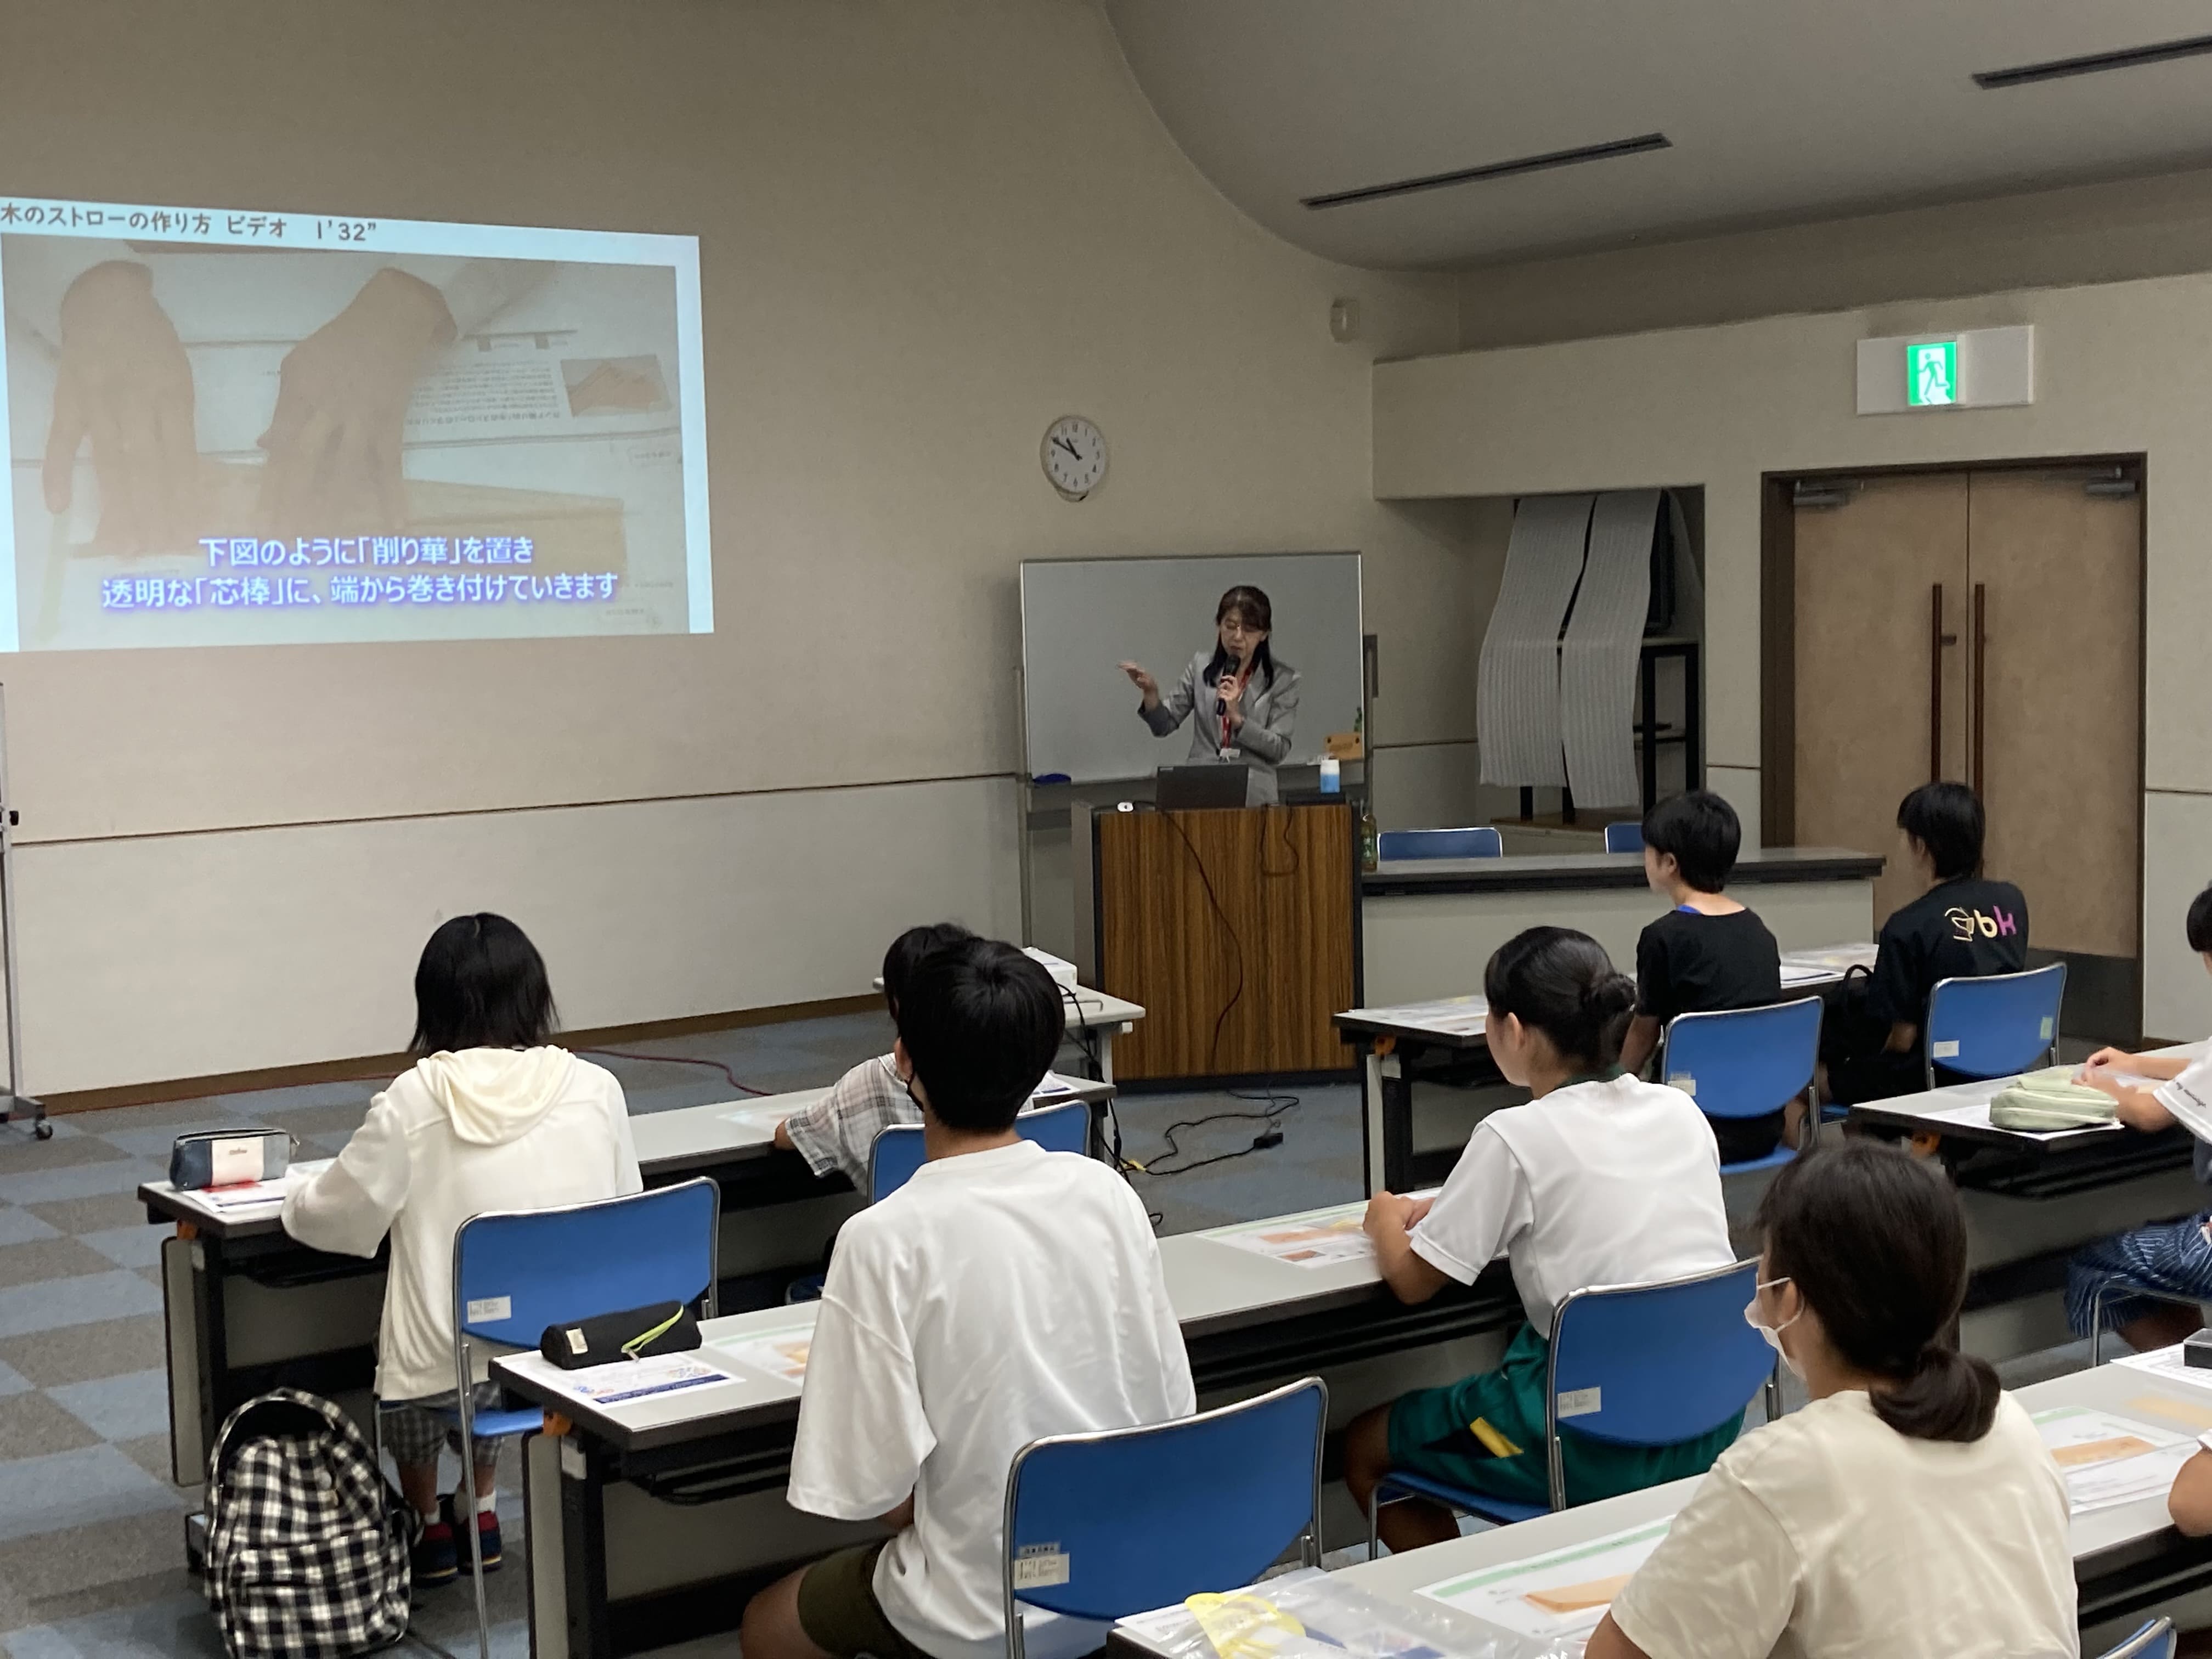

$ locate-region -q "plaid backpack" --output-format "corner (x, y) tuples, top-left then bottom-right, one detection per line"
(204, 1388), (417, 1658)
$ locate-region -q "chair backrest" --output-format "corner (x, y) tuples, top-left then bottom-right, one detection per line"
(1002, 1378), (1325, 1644)
(1659, 997), (1823, 1121)
(868, 1099), (1092, 1204)
(1376, 826), (1502, 862)
(452, 1177), (719, 1352)
(2099, 1618), (2176, 1659)
(1923, 962), (2067, 1084)
(1603, 822), (1644, 854)
(1545, 1260), (1772, 1510)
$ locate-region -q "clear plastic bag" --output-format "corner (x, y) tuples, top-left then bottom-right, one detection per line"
(1119, 1568), (1585, 1659)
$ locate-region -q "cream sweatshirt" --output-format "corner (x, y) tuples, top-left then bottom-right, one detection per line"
(282, 1047), (641, 1401)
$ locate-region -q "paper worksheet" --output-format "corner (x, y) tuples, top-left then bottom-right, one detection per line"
(2034, 1404), (2194, 1513)
(1417, 1515), (1672, 1640)
(1778, 944), (1880, 985)
(721, 1102), (797, 1132)
(2114, 1344), (2212, 1399)
(545, 1353), (732, 1408)
(715, 1323), (814, 1387)
(206, 1158), (333, 1210)
(1210, 1205), (1373, 1269)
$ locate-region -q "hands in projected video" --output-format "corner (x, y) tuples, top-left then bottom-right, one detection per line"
(41, 263), (458, 552)
(257, 267), (456, 537)
(42, 261), (201, 555)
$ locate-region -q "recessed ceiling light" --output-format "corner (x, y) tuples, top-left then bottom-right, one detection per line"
(1301, 133), (1671, 211)
(1974, 32), (2212, 89)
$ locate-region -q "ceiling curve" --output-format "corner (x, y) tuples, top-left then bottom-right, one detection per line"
(1106, 1), (2212, 269)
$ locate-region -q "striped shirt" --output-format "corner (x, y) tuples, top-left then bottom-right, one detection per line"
(781, 1054), (918, 1187)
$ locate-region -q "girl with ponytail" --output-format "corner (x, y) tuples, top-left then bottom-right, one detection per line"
(1587, 1141), (2074, 1659)
(1343, 927), (1741, 1550)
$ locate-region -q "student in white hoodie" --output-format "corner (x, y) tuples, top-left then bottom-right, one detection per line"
(283, 913), (639, 1586)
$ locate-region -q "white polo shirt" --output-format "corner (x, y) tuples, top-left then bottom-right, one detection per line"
(1408, 1073), (1734, 1327)
(787, 1140), (1194, 1659)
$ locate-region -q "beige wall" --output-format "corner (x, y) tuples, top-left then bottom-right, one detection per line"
(1376, 271), (2212, 1040)
(0, 0), (1482, 1091)
(1458, 166), (2212, 351)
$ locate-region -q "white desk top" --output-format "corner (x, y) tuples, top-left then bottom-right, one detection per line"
(495, 1193), (1409, 1441)
(1111, 1358), (2212, 1657)
(1778, 940), (1878, 988)
(1848, 1042), (2203, 1151)
(874, 977), (1146, 1031)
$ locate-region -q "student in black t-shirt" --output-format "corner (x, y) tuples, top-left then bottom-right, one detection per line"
(1619, 791), (1784, 1161)
(1822, 781), (2029, 1107)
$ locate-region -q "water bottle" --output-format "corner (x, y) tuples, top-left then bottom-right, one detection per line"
(1318, 755), (1341, 794)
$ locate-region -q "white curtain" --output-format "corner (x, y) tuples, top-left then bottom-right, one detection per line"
(1476, 493), (1594, 788)
(1559, 489), (1660, 809)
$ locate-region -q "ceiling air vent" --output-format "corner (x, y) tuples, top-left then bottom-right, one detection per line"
(1301, 132), (1669, 211)
(1974, 32), (2212, 89)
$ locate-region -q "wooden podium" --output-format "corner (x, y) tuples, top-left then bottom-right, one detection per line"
(1076, 800), (1360, 1083)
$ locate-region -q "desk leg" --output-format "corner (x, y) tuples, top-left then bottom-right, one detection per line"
(558, 1437), (612, 1658)
(1098, 1026), (1118, 1087)
(525, 1434), (569, 1659)
(1363, 1048), (1412, 1195)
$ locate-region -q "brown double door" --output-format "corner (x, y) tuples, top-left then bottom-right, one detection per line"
(1790, 467), (2141, 1019)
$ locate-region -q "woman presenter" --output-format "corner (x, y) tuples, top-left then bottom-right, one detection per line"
(1119, 584), (1299, 805)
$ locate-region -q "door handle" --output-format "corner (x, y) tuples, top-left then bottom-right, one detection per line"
(1971, 582), (1987, 796)
(1929, 583), (1959, 781)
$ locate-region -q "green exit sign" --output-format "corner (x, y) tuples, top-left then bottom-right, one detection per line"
(1908, 339), (1959, 407)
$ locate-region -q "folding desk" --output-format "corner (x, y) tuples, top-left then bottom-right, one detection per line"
(490, 1196), (1519, 1658)
(1106, 1359), (2212, 1657)
(1846, 1047), (2206, 1358)
(138, 1079), (1116, 1497)
(1336, 943), (1871, 1194)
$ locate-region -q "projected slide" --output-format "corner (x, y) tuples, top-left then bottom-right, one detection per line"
(0, 196), (710, 650)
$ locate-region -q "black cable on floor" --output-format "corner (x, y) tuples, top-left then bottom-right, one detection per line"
(579, 1048), (770, 1097)
(1130, 1091), (1302, 1180)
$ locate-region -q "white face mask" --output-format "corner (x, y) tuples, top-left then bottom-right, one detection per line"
(1745, 1276), (1804, 1379)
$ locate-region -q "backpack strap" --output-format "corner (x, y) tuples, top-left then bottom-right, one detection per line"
(210, 1387), (359, 1485)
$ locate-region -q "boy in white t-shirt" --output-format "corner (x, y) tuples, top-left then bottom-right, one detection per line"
(741, 938), (1194, 1659)
(2068, 880), (2212, 1352)
(1343, 926), (1739, 1554)
(775, 922), (973, 1188)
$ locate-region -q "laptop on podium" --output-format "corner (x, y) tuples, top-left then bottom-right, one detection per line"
(1155, 764), (1251, 810)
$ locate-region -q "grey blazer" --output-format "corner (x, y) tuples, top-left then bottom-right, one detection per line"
(1139, 649), (1300, 804)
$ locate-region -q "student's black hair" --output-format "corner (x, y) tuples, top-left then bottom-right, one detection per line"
(1640, 790), (1742, 894)
(1757, 1141), (1999, 1444)
(1202, 584), (1277, 691)
(1481, 926), (1638, 1073)
(880, 922), (976, 1016)
(1896, 781), (1985, 882)
(894, 938), (1064, 1133)
(410, 913), (557, 1054)
(2188, 883), (2212, 956)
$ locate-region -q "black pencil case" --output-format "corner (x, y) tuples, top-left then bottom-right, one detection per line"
(539, 1301), (701, 1369)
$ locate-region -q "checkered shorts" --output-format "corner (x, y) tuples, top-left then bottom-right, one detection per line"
(378, 1384), (507, 1470)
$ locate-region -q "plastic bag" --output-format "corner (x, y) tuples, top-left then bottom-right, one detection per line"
(1121, 1567), (1584, 1659)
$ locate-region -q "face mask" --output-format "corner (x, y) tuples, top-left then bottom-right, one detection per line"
(1744, 1275), (1804, 1379)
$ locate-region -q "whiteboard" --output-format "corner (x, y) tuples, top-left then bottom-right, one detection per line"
(1020, 552), (1363, 783)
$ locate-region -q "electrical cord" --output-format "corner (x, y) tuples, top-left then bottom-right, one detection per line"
(1052, 981), (1131, 1173)
(1157, 807), (1246, 1077)
(1128, 1090), (1302, 1180)
(580, 1047), (770, 1097)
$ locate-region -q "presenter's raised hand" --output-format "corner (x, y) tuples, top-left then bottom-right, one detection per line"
(258, 267), (456, 537)
(43, 261), (201, 554)
(1119, 661), (1160, 709)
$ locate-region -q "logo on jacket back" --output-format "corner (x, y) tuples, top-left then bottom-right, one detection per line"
(1945, 905), (2018, 941)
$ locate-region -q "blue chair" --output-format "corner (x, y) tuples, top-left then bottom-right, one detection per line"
(1002, 1378), (1325, 1659)
(1603, 822), (1644, 854)
(1660, 997), (1823, 1176)
(431, 1178), (720, 1658)
(1376, 826), (1502, 861)
(868, 1098), (1092, 1204)
(1368, 1260), (1775, 1548)
(1922, 962), (2067, 1088)
(2100, 1618), (2175, 1659)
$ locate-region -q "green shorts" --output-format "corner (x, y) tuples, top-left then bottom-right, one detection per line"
(1386, 1323), (1742, 1509)
(796, 1541), (938, 1659)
